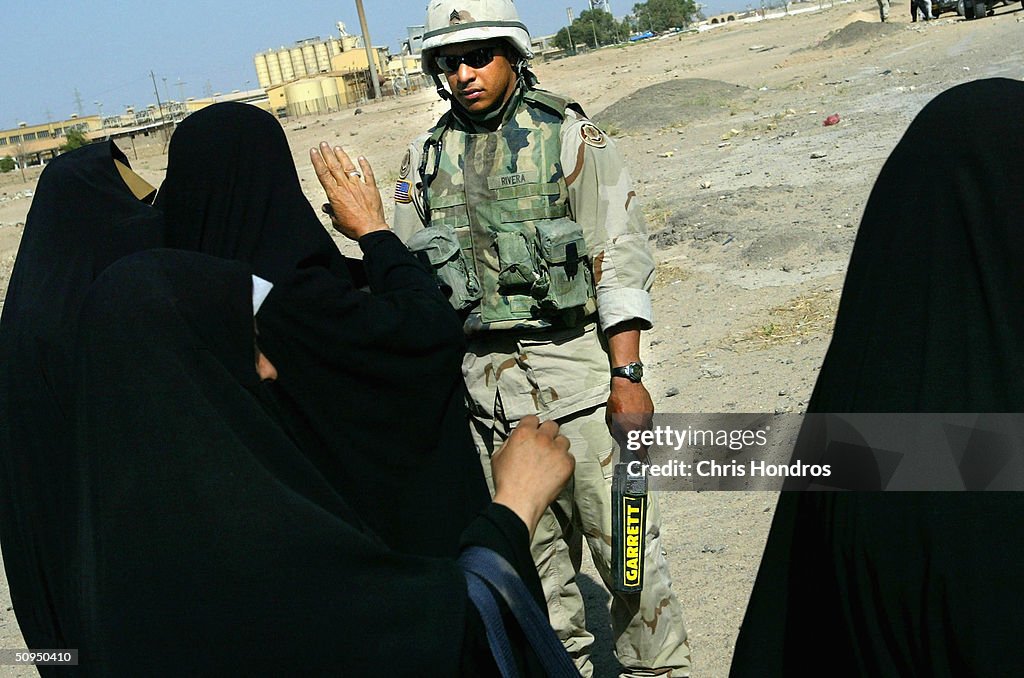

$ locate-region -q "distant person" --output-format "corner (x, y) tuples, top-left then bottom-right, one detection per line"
(730, 77), (1024, 677)
(912, 0), (935, 21)
(386, 0), (690, 674)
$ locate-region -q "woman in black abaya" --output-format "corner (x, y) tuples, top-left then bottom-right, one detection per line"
(153, 102), (489, 557)
(730, 78), (1024, 677)
(0, 141), (162, 654)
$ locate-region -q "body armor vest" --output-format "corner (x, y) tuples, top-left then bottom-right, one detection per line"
(408, 90), (597, 332)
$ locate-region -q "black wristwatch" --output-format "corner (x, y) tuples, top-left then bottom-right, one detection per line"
(611, 362), (644, 383)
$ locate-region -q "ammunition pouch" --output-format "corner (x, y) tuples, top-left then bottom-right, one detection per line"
(534, 218), (593, 313)
(492, 219), (594, 319)
(496, 231), (546, 298)
(407, 224), (482, 311)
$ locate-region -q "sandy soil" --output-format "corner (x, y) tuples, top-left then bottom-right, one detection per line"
(2, 1), (1022, 674)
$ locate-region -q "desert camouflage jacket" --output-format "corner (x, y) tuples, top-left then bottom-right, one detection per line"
(392, 86), (655, 333)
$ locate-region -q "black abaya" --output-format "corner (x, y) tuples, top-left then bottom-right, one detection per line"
(0, 142), (163, 653)
(731, 78), (1024, 677)
(154, 103), (489, 556)
(71, 248), (540, 675)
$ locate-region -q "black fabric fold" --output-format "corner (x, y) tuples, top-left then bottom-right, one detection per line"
(731, 78), (1024, 678)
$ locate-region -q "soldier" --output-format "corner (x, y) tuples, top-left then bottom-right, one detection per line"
(392, 1), (691, 675)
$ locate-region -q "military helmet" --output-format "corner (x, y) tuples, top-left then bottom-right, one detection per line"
(421, 0), (534, 76)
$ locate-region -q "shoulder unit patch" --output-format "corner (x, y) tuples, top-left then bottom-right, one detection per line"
(580, 123), (608, 149)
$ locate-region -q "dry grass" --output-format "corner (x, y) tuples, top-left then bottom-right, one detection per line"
(730, 287), (839, 351)
(653, 263), (691, 289)
(643, 203), (674, 232)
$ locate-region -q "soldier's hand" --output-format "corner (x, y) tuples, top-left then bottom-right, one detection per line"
(607, 381), (655, 464)
(491, 415), (574, 539)
(310, 142), (389, 241)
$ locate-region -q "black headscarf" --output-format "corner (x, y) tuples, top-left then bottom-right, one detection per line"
(154, 101), (347, 282)
(731, 78), (1024, 677)
(0, 141), (163, 654)
(154, 102), (488, 556)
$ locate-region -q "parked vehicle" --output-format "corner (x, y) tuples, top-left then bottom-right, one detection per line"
(963, 0), (1023, 19)
(930, 0), (963, 17)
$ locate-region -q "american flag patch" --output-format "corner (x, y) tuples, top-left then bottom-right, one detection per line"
(394, 180), (412, 204)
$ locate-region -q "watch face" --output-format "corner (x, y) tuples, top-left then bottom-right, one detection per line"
(614, 362), (643, 382)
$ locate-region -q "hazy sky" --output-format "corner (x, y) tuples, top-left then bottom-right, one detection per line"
(2, 0), (748, 128)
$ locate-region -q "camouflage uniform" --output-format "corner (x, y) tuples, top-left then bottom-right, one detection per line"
(393, 88), (691, 677)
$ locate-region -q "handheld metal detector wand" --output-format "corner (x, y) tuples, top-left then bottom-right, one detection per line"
(611, 443), (648, 593)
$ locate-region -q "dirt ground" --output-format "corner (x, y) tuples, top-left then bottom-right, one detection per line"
(1, 1), (1022, 674)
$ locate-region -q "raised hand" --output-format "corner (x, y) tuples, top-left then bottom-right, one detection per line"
(310, 142), (389, 241)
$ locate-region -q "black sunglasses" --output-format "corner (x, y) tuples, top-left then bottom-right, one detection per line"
(434, 47), (498, 74)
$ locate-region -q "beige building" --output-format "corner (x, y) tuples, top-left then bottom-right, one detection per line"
(1, 89), (270, 168)
(0, 116), (102, 166)
(386, 53), (424, 93)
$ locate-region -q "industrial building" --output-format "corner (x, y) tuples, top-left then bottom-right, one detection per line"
(255, 22), (426, 118)
(254, 22), (424, 118)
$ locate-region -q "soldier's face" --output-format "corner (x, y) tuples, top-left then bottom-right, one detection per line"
(439, 40), (518, 115)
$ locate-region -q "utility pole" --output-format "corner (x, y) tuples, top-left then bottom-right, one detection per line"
(16, 140), (26, 182)
(355, 0), (383, 101)
(73, 88), (84, 117)
(566, 7), (576, 53)
(150, 70), (168, 142)
(592, 18), (599, 48)
(162, 76), (178, 124)
(176, 78), (187, 102)
(399, 44), (410, 94)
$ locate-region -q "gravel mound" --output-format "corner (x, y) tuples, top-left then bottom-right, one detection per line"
(816, 20), (903, 49)
(593, 78), (749, 132)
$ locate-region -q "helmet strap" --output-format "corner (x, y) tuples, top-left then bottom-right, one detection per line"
(431, 73), (451, 101)
(518, 62), (539, 91)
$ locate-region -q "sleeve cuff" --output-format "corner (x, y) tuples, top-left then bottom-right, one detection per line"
(596, 288), (654, 331)
(357, 229), (399, 254)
